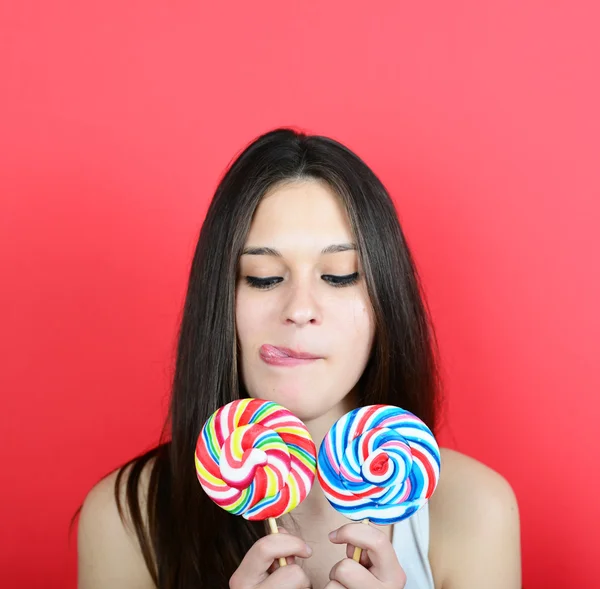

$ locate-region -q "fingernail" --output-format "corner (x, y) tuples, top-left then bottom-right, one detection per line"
(328, 530), (337, 540)
(305, 544), (313, 555)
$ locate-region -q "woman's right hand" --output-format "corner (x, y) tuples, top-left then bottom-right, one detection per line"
(229, 528), (313, 589)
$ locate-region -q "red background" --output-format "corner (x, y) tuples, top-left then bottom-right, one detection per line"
(1, 2), (599, 587)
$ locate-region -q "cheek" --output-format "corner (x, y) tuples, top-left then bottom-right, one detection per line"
(332, 298), (375, 366)
(346, 297), (374, 342)
(235, 296), (257, 389)
(234, 296), (249, 342)
(235, 292), (264, 344)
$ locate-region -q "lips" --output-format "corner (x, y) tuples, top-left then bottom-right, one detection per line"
(259, 344), (322, 360)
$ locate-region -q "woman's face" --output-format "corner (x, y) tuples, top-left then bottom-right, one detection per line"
(235, 178), (375, 422)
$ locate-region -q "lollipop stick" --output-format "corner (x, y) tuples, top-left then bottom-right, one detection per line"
(267, 517), (287, 568)
(352, 519), (370, 562)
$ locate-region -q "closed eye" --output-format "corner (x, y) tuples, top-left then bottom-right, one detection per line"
(245, 272), (360, 290)
(323, 272), (360, 287)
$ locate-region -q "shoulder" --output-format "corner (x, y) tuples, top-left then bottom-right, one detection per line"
(428, 448), (521, 589)
(77, 456), (157, 589)
(431, 448), (519, 515)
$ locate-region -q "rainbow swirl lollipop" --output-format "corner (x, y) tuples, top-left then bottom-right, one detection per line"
(317, 404), (440, 526)
(195, 398), (317, 521)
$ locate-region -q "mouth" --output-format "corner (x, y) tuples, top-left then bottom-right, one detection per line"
(259, 344), (323, 361)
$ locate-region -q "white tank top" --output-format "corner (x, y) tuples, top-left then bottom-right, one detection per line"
(391, 502), (435, 589)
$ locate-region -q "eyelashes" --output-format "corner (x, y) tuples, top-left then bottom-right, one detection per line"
(245, 272), (360, 290)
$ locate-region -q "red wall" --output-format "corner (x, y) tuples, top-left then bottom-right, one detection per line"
(1, 2), (598, 587)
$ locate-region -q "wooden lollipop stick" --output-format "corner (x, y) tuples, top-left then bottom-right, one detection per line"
(267, 517), (287, 568)
(352, 519), (370, 562)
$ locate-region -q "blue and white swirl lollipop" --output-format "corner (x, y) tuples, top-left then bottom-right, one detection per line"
(317, 405), (440, 559)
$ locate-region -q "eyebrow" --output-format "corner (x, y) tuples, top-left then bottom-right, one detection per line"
(241, 243), (357, 256)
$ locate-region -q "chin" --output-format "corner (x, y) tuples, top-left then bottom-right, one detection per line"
(279, 402), (327, 423)
(248, 390), (340, 423)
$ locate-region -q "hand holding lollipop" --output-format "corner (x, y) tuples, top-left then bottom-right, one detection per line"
(317, 404), (440, 562)
(195, 398), (317, 567)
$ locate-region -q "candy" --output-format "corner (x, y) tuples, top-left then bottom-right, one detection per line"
(317, 404), (440, 525)
(195, 398), (317, 520)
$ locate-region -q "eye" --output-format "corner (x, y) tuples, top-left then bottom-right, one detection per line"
(322, 272), (360, 287)
(244, 273), (360, 290)
(245, 276), (283, 289)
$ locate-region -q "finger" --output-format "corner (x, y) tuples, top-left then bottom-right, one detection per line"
(345, 543), (371, 567)
(271, 554), (297, 571)
(262, 563), (312, 589)
(345, 543), (353, 560)
(268, 528), (291, 572)
(329, 557), (378, 589)
(273, 529), (297, 568)
(329, 523), (402, 583)
(323, 582), (347, 589)
(233, 533), (311, 584)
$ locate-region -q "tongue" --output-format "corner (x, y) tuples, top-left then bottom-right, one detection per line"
(261, 345), (290, 358)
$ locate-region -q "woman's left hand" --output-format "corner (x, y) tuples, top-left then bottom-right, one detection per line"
(324, 522), (407, 589)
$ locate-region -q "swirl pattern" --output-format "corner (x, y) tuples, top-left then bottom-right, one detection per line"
(317, 405), (440, 524)
(195, 398), (317, 520)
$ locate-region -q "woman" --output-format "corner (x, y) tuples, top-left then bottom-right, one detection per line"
(75, 128), (521, 588)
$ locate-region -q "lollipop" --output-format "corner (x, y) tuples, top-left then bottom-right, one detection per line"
(317, 404), (440, 561)
(195, 398), (317, 566)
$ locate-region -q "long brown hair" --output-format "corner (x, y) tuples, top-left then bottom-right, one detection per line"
(72, 127), (445, 588)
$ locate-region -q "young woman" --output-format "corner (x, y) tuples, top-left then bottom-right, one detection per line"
(75, 128), (521, 589)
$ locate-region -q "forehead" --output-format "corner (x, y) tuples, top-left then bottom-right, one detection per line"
(245, 179), (354, 245)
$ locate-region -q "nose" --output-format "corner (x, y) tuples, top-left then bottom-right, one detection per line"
(281, 279), (322, 326)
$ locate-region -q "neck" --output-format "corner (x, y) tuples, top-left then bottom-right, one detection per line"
(305, 387), (358, 449)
